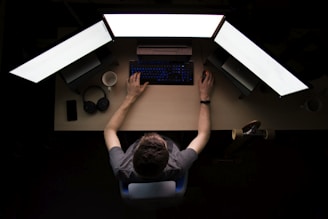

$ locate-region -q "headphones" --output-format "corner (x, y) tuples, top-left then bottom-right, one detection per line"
(82, 85), (110, 114)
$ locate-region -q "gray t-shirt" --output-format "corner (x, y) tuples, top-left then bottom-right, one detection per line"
(109, 135), (198, 183)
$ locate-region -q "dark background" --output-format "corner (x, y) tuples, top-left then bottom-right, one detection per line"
(1, 1), (327, 218)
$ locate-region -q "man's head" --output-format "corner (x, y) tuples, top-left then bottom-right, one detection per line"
(133, 133), (169, 179)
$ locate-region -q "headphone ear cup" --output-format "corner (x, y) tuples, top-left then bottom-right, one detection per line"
(84, 101), (97, 114)
(97, 97), (110, 111)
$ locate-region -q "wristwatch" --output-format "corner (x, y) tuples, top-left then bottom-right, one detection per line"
(200, 100), (211, 104)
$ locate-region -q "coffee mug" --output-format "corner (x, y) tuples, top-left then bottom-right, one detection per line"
(102, 71), (117, 91)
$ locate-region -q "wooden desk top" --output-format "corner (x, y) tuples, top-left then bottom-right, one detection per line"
(54, 39), (328, 131)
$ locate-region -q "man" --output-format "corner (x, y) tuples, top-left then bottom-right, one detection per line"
(104, 70), (214, 183)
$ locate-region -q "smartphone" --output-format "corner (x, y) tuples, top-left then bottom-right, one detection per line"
(66, 100), (77, 121)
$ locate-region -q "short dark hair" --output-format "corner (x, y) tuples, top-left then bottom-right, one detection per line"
(133, 133), (169, 178)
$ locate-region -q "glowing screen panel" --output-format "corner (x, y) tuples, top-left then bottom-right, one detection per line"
(214, 21), (309, 96)
(103, 14), (224, 38)
(9, 20), (112, 83)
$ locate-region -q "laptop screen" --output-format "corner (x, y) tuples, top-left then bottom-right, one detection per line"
(9, 20), (112, 83)
(214, 20), (309, 97)
(103, 14), (225, 38)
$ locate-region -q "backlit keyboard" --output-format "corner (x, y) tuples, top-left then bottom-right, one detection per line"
(129, 60), (194, 85)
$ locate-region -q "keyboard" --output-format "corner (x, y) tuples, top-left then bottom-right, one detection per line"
(129, 60), (194, 85)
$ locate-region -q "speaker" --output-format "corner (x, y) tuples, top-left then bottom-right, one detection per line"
(82, 85), (109, 114)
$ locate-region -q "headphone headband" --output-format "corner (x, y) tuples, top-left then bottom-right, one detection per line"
(82, 85), (109, 114)
(82, 85), (107, 101)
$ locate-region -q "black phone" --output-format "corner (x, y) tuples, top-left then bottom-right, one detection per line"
(66, 100), (77, 121)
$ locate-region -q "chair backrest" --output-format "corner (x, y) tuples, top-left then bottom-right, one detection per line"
(119, 172), (188, 210)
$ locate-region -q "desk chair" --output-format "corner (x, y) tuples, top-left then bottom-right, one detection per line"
(119, 171), (188, 210)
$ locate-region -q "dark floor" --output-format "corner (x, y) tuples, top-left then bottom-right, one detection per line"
(4, 130), (328, 219)
(1, 1), (328, 219)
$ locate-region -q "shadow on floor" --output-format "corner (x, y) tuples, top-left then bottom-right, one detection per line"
(3, 130), (328, 218)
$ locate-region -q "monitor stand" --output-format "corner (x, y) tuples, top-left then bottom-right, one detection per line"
(59, 46), (117, 94)
(206, 48), (260, 99)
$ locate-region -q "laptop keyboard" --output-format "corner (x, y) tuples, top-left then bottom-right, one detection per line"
(129, 60), (194, 85)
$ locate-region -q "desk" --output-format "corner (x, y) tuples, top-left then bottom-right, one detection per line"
(54, 39), (328, 131)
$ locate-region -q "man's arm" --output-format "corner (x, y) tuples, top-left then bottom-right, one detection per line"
(104, 72), (149, 151)
(187, 71), (214, 154)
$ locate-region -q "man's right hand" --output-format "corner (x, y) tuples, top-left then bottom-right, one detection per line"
(198, 70), (214, 101)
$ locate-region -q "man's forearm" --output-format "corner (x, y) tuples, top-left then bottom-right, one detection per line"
(105, 95), (137, 132)
(198, 103), (211, 139)
(104, 72), (148, 151)
(186, 102), (211, 154)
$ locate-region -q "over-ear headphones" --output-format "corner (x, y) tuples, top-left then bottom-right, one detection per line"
(82, 85), (109, 114)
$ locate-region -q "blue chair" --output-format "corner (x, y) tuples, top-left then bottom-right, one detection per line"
(119, 171), (188, 210)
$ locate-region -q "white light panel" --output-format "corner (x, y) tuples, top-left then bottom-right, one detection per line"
(103, 14), (224, 38)
(214, 21), (309, 96)
(9, 20), (112, 83)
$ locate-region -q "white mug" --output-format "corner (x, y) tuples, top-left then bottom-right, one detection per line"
(102, 71), (117, 91)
